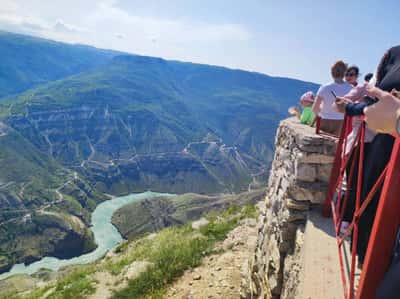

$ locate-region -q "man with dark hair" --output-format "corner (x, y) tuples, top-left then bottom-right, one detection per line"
(364, 73), (373, 83)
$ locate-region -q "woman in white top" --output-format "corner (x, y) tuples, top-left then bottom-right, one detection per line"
(312, 60), (353, 135)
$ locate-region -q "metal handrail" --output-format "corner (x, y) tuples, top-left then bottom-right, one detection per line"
(321, 114), (400, 299)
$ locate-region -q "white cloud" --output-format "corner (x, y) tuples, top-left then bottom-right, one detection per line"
(0, 0), (253, 74)
(53, 20), (84, 33)
(0, 1), (49, 34)
(0, 0), (251, 49)
(88, 1), (251, 43)
(21, 21), (46, 31)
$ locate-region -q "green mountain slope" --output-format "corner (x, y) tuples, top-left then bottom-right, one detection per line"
(0, 122), (106, 272)
(0, 33), (318, 273)
(1, 54), (317, 196)
(0, 31), (118, 98)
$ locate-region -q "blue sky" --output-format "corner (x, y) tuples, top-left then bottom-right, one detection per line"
(0, 0), (398, 83)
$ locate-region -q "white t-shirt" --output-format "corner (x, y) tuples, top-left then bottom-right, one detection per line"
(317, 82), (353, 120)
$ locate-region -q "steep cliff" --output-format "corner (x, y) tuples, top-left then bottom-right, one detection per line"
(112, 190), (265, 239)
(248, 117), (336, 299)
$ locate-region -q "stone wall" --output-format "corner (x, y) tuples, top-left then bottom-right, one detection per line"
(248, 117), (336, 299)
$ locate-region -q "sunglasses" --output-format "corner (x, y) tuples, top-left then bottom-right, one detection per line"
(346, 73), (357, 77)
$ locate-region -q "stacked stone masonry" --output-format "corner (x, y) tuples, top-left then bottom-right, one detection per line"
(247, 117), (336, 299)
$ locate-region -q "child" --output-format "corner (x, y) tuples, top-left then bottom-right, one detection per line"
(289, 91), (316, 125)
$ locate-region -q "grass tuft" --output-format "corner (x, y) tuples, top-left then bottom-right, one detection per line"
(111, 205), (253, 299)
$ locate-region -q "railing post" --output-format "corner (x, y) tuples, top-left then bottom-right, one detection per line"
(316, 116), (321, 135)
(357, 138), (400, 299)
(322, 115), (350, 217)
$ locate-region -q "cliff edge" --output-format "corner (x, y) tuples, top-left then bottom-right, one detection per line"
(248, 117), (338, 299)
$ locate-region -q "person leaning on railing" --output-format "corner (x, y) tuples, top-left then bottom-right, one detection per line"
(333, 45), (400, 267)
(364, 88), (400, 299)
(312, 60), (353, 136)
(333, 70), (377, 233)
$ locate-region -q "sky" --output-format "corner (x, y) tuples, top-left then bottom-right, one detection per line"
(0, 0), (398, 84)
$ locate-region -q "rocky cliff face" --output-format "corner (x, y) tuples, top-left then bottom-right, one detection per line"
(7, 106), (261, 195)
(112, 190), (265, 239)
(0, 210), (96, 273)
(248, 118), (336, 299)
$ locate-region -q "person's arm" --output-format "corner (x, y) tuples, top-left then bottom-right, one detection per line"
(293, 107), (301, 119)
(312, 95), (323, 114)
(344, 84), (367, 102)
(345, 102), (369, 116)
(310, 115), (317, 127)
(313, 86), (324, 114)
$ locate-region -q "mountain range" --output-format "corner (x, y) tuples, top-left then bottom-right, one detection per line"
(0, 30), (318, 273)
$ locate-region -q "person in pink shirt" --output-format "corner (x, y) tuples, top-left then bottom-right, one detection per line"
(334, 65), (376, 232)
(345, 66), (360, 87)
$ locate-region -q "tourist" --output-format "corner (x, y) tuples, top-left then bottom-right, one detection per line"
(364, 73), (373, 83)
(312, 61), (353, 135)
(330, 46), (400, 266)
(290, 91), (316, 125)
(345, 66), (360, 87)
(349, 46), (400, 266)
(334, 74), (376, 229)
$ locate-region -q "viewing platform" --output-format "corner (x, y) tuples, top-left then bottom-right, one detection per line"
(250, 116), (400, 299)
(299, 210), (354, 299)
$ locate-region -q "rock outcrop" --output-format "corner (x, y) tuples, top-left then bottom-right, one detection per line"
(249, 117), (336, 299)
(112, 189), (265, 239)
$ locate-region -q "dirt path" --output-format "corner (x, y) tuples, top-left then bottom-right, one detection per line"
(165, 218), (258, 299)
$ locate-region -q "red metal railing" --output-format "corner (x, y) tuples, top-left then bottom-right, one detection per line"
(321, 114), (400, 299)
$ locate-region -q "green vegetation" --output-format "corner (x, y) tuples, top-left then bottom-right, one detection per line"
(0, 129), (63, 189)
(0, 31), (316, 274)
(0, 267), (97, 299)
(111, 205), (254, 299)
(50, 267), (97, 299)
(112, 227), (208, 298)
(0, 30), (117, 99)
(8, 204), (257, 299)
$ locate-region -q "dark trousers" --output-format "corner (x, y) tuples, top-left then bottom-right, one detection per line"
(357, 134), (395, 264)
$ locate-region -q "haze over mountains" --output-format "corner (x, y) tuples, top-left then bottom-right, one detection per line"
(0, 30), (318, 273)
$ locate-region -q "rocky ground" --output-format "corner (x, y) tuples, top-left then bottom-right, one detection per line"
(164, 218), (258, 299)
(86, 217), (258, 299)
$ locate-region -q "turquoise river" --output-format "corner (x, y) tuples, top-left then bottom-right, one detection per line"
(0, 191), (172, 280)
